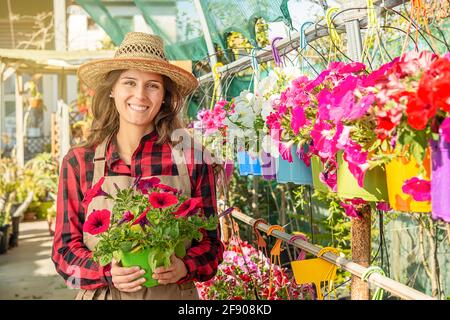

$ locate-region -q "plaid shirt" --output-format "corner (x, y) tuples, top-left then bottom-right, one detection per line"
(52, 130), (224, 290)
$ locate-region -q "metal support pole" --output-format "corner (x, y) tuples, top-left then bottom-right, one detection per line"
(193, 0), (222, 98)
(343, 1), (370, 300)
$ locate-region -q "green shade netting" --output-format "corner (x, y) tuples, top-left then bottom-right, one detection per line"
(75, 0), (293, 61)
(199, 0), (292, 47)
(75, 0), (223, 61)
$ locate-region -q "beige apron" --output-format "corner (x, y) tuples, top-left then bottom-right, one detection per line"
(76, 135), (198, 300)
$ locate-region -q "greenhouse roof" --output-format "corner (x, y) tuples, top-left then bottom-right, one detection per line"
(0, 48), (193, 75)
(0, 49), (114, 74)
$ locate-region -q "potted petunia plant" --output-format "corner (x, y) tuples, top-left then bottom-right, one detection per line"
(367, 51), (450, 212)
(82, 176), (218, 287)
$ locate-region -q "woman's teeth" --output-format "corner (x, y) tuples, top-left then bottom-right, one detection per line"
(128, 103), (149, 111)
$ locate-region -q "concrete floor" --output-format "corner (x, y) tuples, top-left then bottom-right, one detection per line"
(0, 220), (76, 300)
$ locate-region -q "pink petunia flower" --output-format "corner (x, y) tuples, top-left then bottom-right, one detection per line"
(402, 177), (431, 202)
(440, 117), (450, 144)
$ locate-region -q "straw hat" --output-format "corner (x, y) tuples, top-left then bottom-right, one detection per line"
(77, 32), (198, 97)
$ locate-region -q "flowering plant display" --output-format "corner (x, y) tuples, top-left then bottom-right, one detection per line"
(265, 61), (372, 190)
(195, 236), (313, 300)
(369, 51), (450, 166)
(82, 176), (218, 270)
(192, 99), (235, 162)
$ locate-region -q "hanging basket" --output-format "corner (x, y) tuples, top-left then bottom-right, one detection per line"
(237, 151), (262, 176)
(337, 152), (388, 202)
(276, 145), (312, 185)
(259, 151), (277, 180)
(311, 156), (331, 193)
(431, 138), (450, 222)
(385, 151), (431, 213)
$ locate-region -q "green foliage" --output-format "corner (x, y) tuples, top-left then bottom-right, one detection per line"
(91, 186), (218, 267)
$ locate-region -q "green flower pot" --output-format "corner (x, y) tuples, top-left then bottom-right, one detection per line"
(337, 152), (388, 202)
(121, 248), (159, 288)
(311, 156), (331, 193)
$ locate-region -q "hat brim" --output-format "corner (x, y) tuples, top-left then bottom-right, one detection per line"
(77, 57), (199, 97)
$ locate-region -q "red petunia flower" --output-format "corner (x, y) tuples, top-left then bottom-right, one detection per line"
(148, 192), (179, 208)
(131, 207), (151, 228)
(172, 197), (202, 217)
(155, 183), (179, 194)
(118, 211), (134, 225)
(83, 209), (111, 235)
(82, 177), (109, 210)
(137, 177), (161, 194)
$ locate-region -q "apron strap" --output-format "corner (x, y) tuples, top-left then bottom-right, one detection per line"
(93, 133), (115, 185)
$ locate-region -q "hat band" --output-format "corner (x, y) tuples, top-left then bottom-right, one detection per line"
(115, 43), (167, 61)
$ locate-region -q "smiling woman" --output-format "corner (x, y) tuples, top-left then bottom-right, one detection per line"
(51, 32), (224, 300)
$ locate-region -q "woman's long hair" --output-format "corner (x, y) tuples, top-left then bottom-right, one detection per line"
(83, 69), (185, 148)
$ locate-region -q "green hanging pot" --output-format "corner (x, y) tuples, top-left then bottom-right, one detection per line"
(311, 156), (331, 193)
(337, 152), (388, 202)
(121, 247), (159, 288)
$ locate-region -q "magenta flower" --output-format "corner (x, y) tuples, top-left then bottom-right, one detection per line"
(131, 207), (151, 229)
(137, 177), (161, 194)
(82, 177), (109, 210)
(440, 117), (450, 144)
(402, 177), (431, 202)
(291, 106), (308, 135)
(311, 120), (342, 160)
(279, 142), (293, 162)
(118, 211), (134, 225)
(340, 202), (360, 218)
(83, 209), (111, 235)
(376, 202), (392, 212)
(343, 140), (369, 187)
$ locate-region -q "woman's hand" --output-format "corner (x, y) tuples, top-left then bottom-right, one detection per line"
(111, 259), (146, 292)
(152, 254), (188, 285)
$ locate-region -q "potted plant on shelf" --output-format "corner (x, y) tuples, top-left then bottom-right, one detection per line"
(25, 80), (43, 109)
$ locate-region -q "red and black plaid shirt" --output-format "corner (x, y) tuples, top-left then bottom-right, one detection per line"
(52, 130), (224, 290)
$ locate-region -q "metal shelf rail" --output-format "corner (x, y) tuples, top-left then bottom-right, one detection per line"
(231, 209), (435, 300)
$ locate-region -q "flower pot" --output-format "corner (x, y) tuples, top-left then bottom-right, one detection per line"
(431, 139), (450, 222)
(29, 97), (43, 108)
(337, 152), (388, 202)
(0, 224), (11, 254)
(23, 211), (37, 221)
(237, 151), (262, 176)
(276, 145), (312, 185)
(121, 248), (159, 288)
(259, 151), (276, 180)
(311, 156), (331, 193)
(9, 216), (20, 248)
(385, 151), (431, 212)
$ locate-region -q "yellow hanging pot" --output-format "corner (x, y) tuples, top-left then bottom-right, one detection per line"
(385, 150), (431, 213)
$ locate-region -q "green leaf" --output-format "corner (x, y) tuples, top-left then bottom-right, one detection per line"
(174, 240), (186, 258)
(119, 241), (133, 253)
(112, 250), (122, 263)
(100, 253), (113, 266)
